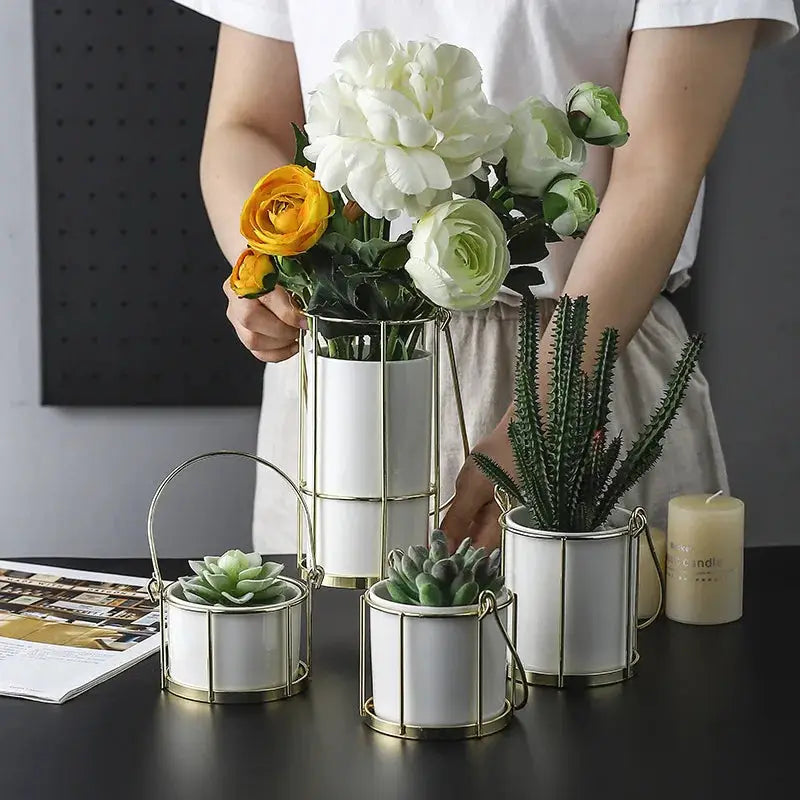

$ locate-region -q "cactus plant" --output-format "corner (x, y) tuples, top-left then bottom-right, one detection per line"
(386, 530), (503, 607)
(474, 295), (703, 532)
(179, 550), (290, 607)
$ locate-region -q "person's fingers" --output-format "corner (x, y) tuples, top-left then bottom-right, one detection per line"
(468, 502), (502, 551)
(230, 300), (298, 341)
(223, 279), (301, 339)
(230, 323), (294, 354)
(441, 460), (493, 549)
(260, 285), (307, 330)
(251, 341), (299, 363)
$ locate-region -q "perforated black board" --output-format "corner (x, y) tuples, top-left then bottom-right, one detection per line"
(35, 2), (263, 405)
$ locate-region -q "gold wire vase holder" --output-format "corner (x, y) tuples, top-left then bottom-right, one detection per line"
(498, 501), (665, 689)
(147, 450), (324, 704)
(359, 587), (529, 740)
(296, 310), (469, 590)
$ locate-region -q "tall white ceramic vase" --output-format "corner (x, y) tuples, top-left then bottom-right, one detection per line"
(301, 344), (433, 584)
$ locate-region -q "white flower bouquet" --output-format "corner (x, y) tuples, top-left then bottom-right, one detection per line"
(230, 29), (629, 361)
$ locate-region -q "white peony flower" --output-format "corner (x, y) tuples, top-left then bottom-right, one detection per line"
(544, 175), (599, 236)
(504, 97), (587, 197)
(405, 199), (510, 310)
(304, 30), (511, 220)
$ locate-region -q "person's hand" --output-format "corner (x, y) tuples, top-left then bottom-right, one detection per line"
(441, 415), (515, 552)
(223, 281), (306, 363)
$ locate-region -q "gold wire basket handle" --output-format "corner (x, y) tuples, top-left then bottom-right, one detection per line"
(627, 506), (664, 630)
(478, 590), (530, 711)
(146, 450), (324, 603)
(434, 311), (471, 515)
(493, 486), (514, 515)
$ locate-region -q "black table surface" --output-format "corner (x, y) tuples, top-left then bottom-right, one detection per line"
(1, 549), (796, 800)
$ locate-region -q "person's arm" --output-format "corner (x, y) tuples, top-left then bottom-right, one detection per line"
(203, 25), (308, 362)
(443, 19), (758, 547)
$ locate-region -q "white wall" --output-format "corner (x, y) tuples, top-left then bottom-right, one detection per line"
(0, 1), (261, 559)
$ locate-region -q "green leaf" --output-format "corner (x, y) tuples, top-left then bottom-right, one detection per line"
(350, 237), (403, 269)
(594, 334), (703, 525)
(252, 583), (287, 602)
(509, 222), (549, 265)
(472, 451), (523, 507)
(542, 192), (569, 225)
(387, 581), (417, 605)
(221, 590), (256, 605)
(452, 581), (479, 606)
(474, 178), (490, 202)
(204, 572), (234, 593)
(187, 560), (206, 577)
(291, 122), (313, 169)
(431, 558), (458, 586)
(567, 110), (591, 139)
(379, 242), (410, 271)
(416, 573), (444, 606)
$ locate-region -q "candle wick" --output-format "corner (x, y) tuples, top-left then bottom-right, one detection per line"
(705, 490), (724, 505)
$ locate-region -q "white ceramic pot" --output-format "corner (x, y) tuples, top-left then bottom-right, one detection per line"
(304, 350), (432, 578)
(504, 507), (639, 679)
(367, 581), (509, 727)
(165, 578), (304, 694)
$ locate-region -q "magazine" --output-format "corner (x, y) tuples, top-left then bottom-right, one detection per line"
(0, 560), (161, 703)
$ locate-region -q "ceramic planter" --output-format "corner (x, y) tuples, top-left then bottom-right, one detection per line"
(301, 349), (433, 583)
(502, 506), (660, 687)
(360, 580), (527, 739)
(164, 577), (306, 702)
(146, 450), (324, 705)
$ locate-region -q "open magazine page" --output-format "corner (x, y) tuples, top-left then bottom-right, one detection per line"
(0, 561), (161, 703)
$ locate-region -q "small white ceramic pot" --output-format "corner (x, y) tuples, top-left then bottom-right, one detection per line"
(503, 507), (648, 685)
(165, 577), (305, 699)
(303, 350), (432, 580)
(365, 580), (510, 729)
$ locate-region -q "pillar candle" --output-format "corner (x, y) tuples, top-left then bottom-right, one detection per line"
(666, 494), (745, 625)
(637, 525), (666, 621)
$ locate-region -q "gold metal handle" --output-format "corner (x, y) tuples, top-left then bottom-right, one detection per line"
(146, 450), (323, 602)
(478, 590), (529, 711)
(629, 506), (664, 630)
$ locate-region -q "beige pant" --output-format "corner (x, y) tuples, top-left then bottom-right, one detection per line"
(253, 295), (728, 552)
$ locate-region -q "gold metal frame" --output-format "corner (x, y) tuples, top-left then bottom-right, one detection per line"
(498, 504), (665, 689)
(296, 311), (469, 589)
(359, 590), (530, 740)
(147, 450), (325, 704)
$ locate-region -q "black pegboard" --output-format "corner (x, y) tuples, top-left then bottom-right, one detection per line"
(35, 2), (263, 405)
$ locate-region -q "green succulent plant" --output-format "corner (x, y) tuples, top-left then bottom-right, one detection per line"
(474, 295), (703, 532)
(386, 530), (503, 607)
(179, 549), (289, 607)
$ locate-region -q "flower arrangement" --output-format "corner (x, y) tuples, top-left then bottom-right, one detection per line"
(474, 297), (703, 533)
(179, 550), (290, 607)
(229, 29), (629, 361)
(386, 529), (503, 607)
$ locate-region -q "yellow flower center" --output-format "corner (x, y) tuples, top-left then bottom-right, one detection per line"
(269, 199), (301, 234)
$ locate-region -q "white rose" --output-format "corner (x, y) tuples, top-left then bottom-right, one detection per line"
(504, 97), (587, 197)
(405, 199), (510, 310)
(544, 176), (599, 236)
(566, 82), (629, 147)
(304, 30), (511, 220)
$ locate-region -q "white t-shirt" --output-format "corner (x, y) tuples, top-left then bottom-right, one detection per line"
(177, 0), (797, 298)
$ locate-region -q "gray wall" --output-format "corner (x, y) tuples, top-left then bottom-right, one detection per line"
(0, 1), (260, 559)
(1, 3), (797, 555)
(675, 29), (800, 547)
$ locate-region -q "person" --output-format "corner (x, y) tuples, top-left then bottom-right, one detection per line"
(176, 0), (797, 551)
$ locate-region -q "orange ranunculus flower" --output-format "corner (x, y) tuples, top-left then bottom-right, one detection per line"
(229, 248), (278, 298)
(240, 164), (332, 257)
